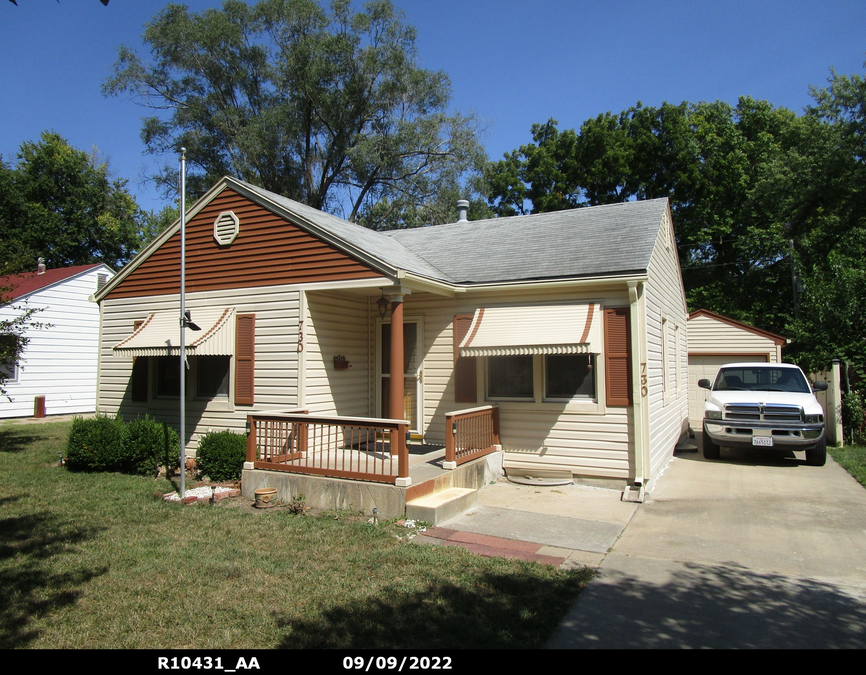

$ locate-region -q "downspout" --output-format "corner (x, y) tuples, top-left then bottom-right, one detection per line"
(624, 280), (648, 502)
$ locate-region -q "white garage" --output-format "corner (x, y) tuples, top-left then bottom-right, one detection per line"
(687, 309), (788, 430)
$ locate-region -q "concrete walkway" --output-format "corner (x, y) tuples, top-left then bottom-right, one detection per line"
(419, 442), (866, 648)
(547, 445), (866, 648)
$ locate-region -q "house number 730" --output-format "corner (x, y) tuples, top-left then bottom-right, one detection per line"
(640, 363), (648, 397)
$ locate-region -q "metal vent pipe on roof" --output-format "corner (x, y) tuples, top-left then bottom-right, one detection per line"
(37, 257), (46, 275)
(456, 199), (469, 223)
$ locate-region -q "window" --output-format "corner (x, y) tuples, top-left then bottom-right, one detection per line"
(195, 356), (230, 399)
(545, 354), (595, 400)
(0, 334), (21, 383)
(156, 357), (181, 398)
(488, 355), (534, 399)
(487, 354), (597, 402)
(154, 356), (231, 399)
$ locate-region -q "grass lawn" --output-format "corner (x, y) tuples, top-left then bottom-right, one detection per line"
(0, 420), (592, 650)
(829, 444), (866, 489)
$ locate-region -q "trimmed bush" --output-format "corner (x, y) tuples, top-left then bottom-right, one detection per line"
(66, 414), (127, 472)
(66, 415), (180, 476)
(196, 430), (246, 482)
(123, 416), (180, 476)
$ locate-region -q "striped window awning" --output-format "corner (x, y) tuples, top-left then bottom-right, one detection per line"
(458, 303), (601, 357)
(113, 308), (236, 357)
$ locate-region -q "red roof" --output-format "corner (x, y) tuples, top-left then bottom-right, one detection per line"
(0, 264), (103, 302)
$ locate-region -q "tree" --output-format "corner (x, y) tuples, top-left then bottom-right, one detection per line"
(0, 132), (150, 271)
(103, 0), (484, 230)
(788, 65), (866, 377)
(484, 99), (816, 335)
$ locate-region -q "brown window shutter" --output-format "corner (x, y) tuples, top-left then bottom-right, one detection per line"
(131, 320), (148, 402)
(453, 314), (477, 404)
(604, 307), (632, 407)
(235, 314), (255, 405)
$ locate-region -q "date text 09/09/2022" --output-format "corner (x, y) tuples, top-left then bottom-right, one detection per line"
(156, 656), (453, 672)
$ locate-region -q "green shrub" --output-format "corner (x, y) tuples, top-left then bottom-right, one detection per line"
(66, 414), (127, 472)
(66, 415), (180, 475)
(196, 430), (246, 482)
(843, 390), (865, 445)
(123, 416), (180, 476)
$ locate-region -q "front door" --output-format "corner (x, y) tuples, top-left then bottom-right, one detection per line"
(379, 319), (422, 435)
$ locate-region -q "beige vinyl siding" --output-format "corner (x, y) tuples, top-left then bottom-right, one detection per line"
(99, 285), (301, 450)
(643, 207), (689, 482)
(400, 284), (634, 480)
(687, 314), (782, 361)
(303, 290), (372, 416)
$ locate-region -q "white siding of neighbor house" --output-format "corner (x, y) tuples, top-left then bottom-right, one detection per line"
(1, 266), (113, 418)
(643, 208), (690, 482)
(99, 285), (300, 450)
(399, 284), (636, 481)
(687, 314), (782, 361)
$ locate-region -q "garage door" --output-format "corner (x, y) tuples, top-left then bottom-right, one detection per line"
(688, 354), (768, 430)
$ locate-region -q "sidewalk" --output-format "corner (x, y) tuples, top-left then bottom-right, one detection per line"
(416, 477), (638, 569)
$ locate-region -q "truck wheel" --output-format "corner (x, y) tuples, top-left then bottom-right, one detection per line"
(702, 428), (721, 460)
(806, 437), (826, 467)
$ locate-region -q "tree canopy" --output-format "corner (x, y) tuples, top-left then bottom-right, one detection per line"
(0, 131), (152, 272)
(483, 66), (866, 377)
(103, 0), (484, 230)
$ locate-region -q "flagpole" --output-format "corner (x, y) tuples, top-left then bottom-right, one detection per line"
(179, 148), (187, 499)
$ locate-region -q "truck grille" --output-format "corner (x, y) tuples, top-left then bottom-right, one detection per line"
(724, 404), (803, 423)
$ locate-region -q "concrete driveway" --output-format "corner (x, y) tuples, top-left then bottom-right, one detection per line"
(547, 440), (866, 648)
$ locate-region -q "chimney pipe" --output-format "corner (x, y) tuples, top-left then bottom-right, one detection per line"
(37, 257), (46, 275)
(456, 199), (469, 223)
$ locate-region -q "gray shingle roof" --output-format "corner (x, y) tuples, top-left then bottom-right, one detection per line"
(386, 199), (669, 284)
(234, 179), (667, 285)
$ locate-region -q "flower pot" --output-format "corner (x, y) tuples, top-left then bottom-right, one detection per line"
(254, 487), (278, 508)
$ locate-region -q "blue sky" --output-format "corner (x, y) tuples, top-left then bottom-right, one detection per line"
(1, 0), (864, 215)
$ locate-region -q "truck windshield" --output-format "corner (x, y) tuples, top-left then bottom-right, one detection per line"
(713, 367), (810, 393)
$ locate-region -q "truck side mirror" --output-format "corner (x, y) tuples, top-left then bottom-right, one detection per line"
(698, 379), (712, 390)
(812, 381), (828, 391)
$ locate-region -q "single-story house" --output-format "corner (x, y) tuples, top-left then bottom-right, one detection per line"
(1, 261), (114, 418)
(686, 309), (788, 430)
(95, 177), (688, 495)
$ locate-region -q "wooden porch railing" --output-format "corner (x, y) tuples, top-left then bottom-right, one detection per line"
(246, 412), (410, 484)
(445, 405), (500, 468)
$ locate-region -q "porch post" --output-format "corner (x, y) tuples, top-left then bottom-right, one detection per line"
(389, 292), (411, 487)
(389, 294), (404, 421)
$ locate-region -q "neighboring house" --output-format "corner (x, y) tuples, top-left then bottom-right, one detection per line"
(0, 262), (114, 418)
(686, 309), (788, 430)
(95, 177), (689, 492)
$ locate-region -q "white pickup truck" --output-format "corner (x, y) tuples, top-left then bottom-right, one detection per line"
(698, 362), (828, 466)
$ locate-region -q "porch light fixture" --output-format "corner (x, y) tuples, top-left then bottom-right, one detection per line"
(376, 292), (390, 319)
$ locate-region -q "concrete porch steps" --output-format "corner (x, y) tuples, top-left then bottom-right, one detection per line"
(405, 487), (477, 525)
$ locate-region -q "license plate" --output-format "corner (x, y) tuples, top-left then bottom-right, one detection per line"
(752, 436), (774, 447)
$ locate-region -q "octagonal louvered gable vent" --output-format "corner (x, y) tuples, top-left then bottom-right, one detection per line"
(213, 211), (240, 246)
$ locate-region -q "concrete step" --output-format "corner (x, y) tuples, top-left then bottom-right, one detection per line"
(406, 487), (477, 526)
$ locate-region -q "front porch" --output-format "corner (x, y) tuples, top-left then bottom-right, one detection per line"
(241, 406), (502, 519)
